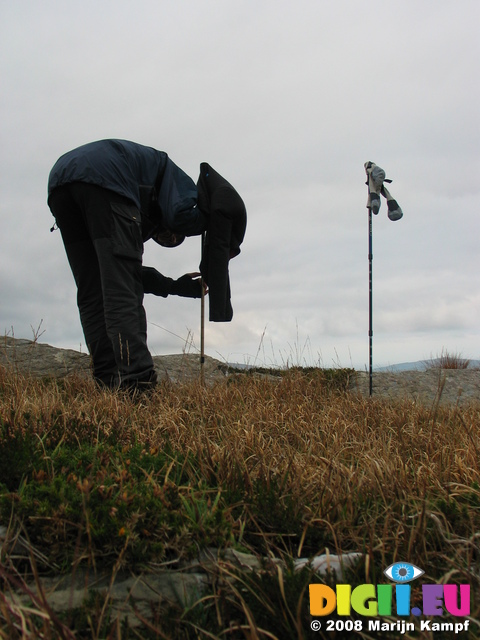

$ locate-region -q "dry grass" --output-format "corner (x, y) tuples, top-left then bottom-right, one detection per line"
(1, 364), (479, 638)
(424, 349), (472, 370)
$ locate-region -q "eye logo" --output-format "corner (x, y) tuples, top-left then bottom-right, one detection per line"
(384, 562), (424, 583)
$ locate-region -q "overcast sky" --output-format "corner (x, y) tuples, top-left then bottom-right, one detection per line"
(1, 0), (479, 370)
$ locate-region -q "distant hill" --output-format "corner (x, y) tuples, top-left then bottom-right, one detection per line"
(228, 359), (480, 373)
(375, 359), (480, 372)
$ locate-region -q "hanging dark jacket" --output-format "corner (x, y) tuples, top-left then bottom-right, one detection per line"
(47, 139), (205, 238)
(197, 163), (247, 322)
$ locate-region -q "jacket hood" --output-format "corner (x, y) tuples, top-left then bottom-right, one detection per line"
(197, 163), (246, 257)
(197, 163), (247, 322)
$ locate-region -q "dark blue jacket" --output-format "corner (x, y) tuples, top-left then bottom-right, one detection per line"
(47, 139), (205, 236)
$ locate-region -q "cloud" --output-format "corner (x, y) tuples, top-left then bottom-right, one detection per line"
(1, 0), (479, 369)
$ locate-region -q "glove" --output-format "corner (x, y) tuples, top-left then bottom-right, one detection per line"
(142, 266), (173, 297)
(170, 274), (204, 298)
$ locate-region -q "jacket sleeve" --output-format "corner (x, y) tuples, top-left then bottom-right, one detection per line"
(142, 266), (174, 297)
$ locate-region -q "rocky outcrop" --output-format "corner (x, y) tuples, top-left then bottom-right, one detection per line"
(0, 336), (227, 384)
(351, 369), (480, 406)
(0, 525), (362, 629)
(2, 337), (479, 403)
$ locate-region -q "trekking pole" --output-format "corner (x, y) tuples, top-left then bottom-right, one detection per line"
(364, 162), (403, 397)
(368, 207), (373, 397)
(200, 231), (206, 385)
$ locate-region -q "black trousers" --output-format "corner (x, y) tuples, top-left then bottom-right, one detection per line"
(48, 183), (156, 388)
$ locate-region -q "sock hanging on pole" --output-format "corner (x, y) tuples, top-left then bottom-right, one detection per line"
(365, 162), (403, 221)
(381, 183), (403, 221)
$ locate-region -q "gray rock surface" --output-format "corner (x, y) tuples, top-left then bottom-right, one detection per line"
(351, 369), (480, 406)
(2, 336), (479, 403)
(0, 336), (227, 384)
(0, 525), (362, 629)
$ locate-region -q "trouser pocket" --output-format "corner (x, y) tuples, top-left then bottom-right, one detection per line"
(110, 202), (143, 261)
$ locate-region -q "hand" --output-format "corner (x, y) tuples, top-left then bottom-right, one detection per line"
(171, 273), (208, 298)
(185, 272), (208, 296)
